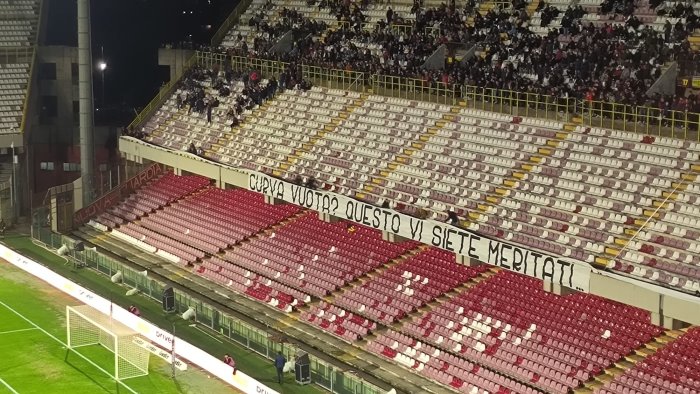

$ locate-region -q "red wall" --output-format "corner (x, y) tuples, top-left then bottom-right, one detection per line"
(32, 144), (114, 194)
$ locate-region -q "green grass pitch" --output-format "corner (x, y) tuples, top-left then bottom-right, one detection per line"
(0, 254), (239, 394)
(0, 235), (327, 394)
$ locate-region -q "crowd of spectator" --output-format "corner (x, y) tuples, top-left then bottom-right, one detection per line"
(230, 7), (329, 58)
(204, 0), (700, 108)
(126, 57), (316, 145)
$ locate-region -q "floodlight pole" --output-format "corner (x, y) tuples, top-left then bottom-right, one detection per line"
(77, 0), (95, 207)
(171, 322), (176, 379)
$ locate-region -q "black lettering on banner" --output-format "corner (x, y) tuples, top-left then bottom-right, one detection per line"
(290, 184), (301, 204)
(499, 244), (512, 269)
(363, 205), (372, 227)
(250, 174), (284, 199)
(316, 191), (325, 210)
(542, 257), (555, 282)
(511, 246), (524, 272)
(442, 228), (455, 252)
(431, 226), (443, 247)
(467, 234), (480, 260)
(557, 260), (572, 287)
(373, 207), (381, 228)
(457, 231), (467, 255)
(390, 213), (400, 234)
(530, 252), (543, 277)
(410, 218), (424, 239)
(304, 190), (314, 208)
(248, 174), (257, 191)
(487, 240), (500, 264)
(330, 196), (339, 214)
(345, 201), (354, 220)
(321, 194), (330, 212)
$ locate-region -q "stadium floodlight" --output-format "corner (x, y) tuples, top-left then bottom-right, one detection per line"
(98, 61), (107, 71)
(66, 305), (150, 380)
(181, 307), (195, 321)
(111, 271), (123, 283)
(57, 244), (69, 256)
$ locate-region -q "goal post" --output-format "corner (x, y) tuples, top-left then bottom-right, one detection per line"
(66, 305), (150, 380)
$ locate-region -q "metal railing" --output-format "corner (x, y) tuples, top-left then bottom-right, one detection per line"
(210, 0), (255, 47)
(128, 53), (197, 129)
(135, 51), (700, 141)
(31, 225), (386, 394)
(335, 20), (439, 37)
(228, 54), (289, 79)
(302, 65), (366, 92)
(462, 86), (574, 120)
(0, 46), (34, 64)
(19, 48), (36, 134)
(374, 74), (458, 105)
(580, 101), (700, 140)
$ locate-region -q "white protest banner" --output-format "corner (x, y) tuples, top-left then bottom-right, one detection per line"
(249, 172), (592, 292)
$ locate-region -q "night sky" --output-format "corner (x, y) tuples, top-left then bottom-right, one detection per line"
(43, 0), (238, 122)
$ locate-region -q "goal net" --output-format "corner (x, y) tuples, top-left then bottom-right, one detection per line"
(66, 305), (150, 380)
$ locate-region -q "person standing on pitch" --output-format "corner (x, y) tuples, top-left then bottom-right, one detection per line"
(224, 354), (236, 375)
(274, 351), (286, 384)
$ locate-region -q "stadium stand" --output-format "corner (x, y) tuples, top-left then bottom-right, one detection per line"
(130, 59), (700, 295)
(335, 248), (489, 325)
(0, 62), (28, 132)
(64, 0), (700, 392)
(83, 170), (682, 394)
(594, 326), (700, 394)
(0, 0), (38, 48)
(208, 0), (700, 107)
(392, 271), (662, 393)
(83, 174), (694, 393)
(0, 0), (39, 133)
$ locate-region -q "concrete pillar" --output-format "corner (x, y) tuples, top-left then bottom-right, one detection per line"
(174, 167), (182, 176)
(77, 0), (95, 206)
(264, 196), (287, 206)
(662, 316), (686, 330)
(543, 282), (575, 296)
(457, 254), (482, 267)
(317, 212), (343, 223)
(651, 312), (662, 326)
(382, 231), (410, 243)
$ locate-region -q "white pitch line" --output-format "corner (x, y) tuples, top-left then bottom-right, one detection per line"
(189, 324), (223, 343)
(0, 301), (138, 394)
(0, 377), (19, 394)
(0, 327), (38, 336)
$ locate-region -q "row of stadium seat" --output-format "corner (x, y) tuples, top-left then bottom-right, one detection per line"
(594, 327), (700, 394)
(90, 172), (688, 394)
(138, 75), (700, 294)
(0, 63), (29, 132)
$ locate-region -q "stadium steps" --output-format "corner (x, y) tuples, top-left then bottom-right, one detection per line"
(390, 267), (497, 321)
(375, 268), (555, 394)
(690, 33), (700, 52)
(573, 328), (690, 394)
(318, 244), (429, 307)
(459, 121), (573, 227)
(274, 94), (369, 176)
(595, 168), (700, 269)
(74, 226), (448, 394)
(362, 111), (458, 194)
(525, 0), (539, 17)
(147, 107), (185, 140)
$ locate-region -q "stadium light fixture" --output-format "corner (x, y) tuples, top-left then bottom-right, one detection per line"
(98, 61), (107, 71)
